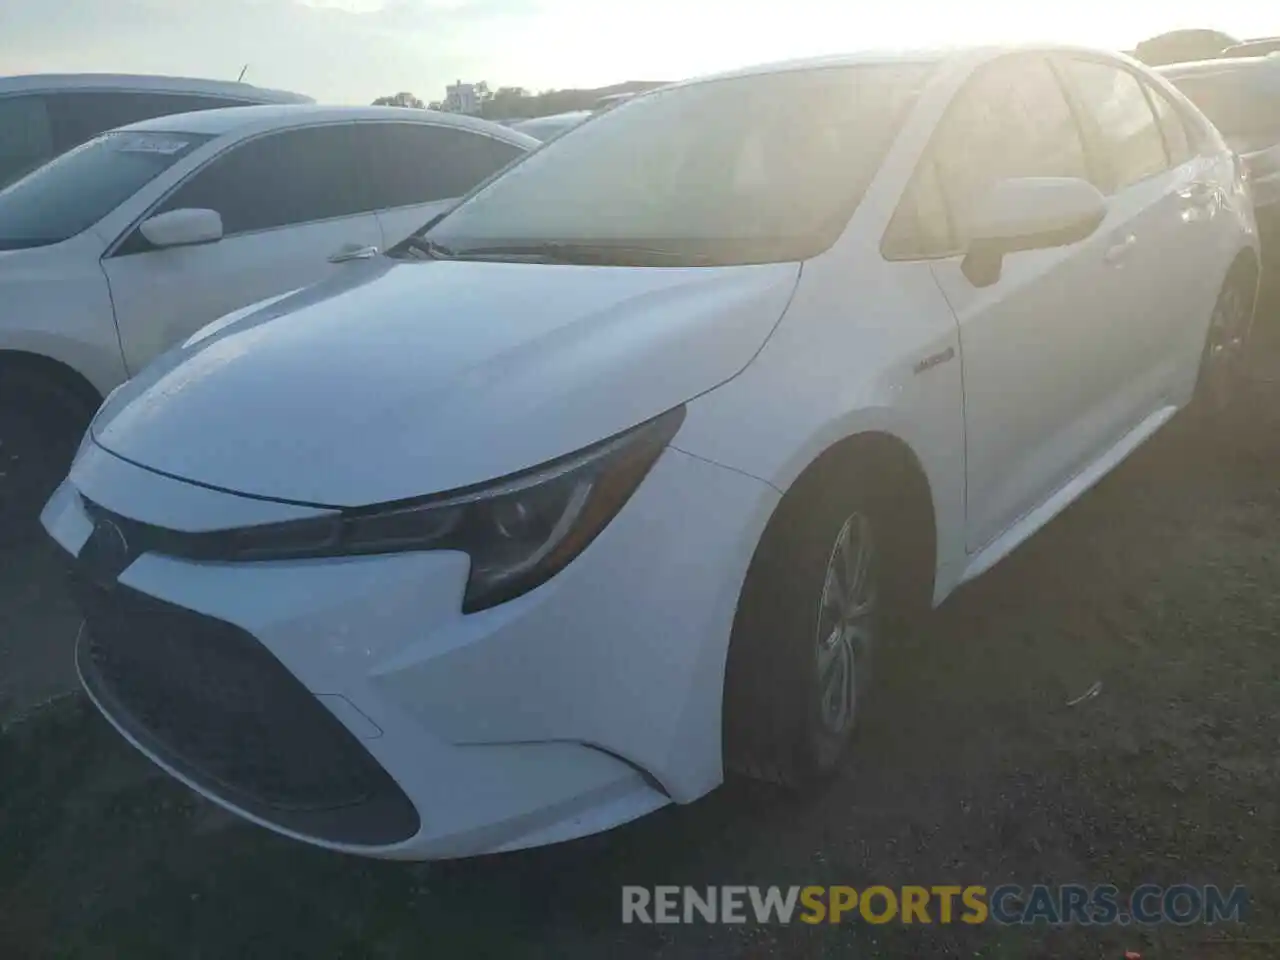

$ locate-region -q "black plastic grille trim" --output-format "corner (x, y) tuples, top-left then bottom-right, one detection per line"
(68, 562), (420, 847)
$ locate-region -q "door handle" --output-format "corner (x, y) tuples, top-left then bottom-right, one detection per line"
(328, 244), (379, 264)
(1103, 234), (1136, 266)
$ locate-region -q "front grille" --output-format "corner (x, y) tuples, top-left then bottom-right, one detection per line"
(70, 567), (419, 847)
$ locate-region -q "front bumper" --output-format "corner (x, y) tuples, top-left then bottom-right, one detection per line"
(42, 440), (778, 859)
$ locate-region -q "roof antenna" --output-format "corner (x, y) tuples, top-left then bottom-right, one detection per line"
(236, 64), (249, 83)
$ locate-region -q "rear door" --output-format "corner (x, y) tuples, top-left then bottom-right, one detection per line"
(102, 123), (382, 372)
(357, 122), (527, 246)
(913, 54), (1136, 552)
(1142, 76), (1233, 357)
(1055, 56), (1205, 399)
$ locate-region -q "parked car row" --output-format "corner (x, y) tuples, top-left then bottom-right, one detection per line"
(15, 45), (1266, 862)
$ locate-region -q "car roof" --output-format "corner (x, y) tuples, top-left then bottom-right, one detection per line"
(0, 73), (310, 103)
(664, 48), (953, 89)
(121, 104), (540, 147)
(653, 43), (1140, 91)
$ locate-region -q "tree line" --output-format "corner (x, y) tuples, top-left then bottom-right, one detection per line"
(373, 80), (665, 120)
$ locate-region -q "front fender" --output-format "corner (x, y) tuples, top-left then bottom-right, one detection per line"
(672, 251), (969, 605)
(0, 237), (124, 396)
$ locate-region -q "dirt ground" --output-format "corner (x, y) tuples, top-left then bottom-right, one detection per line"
(2, 310), (1279, 958)
(0, 542), (82, 723)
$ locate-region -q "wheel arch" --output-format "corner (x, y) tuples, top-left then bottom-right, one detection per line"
(0, 348), (103, 413)
(720, 427), (939, 781)
(763, 428), (939, 612)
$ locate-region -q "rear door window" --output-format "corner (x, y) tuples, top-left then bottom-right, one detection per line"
(1061, 60), (1170, 192)
(0, 95), (55, 188)
(356, 123), (526, 210)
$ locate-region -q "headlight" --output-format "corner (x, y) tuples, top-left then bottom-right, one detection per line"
(191, 407), (685, 612)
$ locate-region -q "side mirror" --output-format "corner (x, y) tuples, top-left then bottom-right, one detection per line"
(139, 208), (223, 249)
(961, 177), (1107, 288)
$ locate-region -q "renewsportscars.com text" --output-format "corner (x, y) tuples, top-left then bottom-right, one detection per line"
(621, 884), (1248, 926)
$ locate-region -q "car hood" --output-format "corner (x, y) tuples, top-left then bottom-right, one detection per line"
(92, 257), (800, 506)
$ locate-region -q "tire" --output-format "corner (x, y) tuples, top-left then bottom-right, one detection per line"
(723, 466), (906, 788)
(0, 367), (96, 547)
(1189, 260), (1259, 434)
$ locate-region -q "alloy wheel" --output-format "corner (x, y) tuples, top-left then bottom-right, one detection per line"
(814, 511), (876, 737)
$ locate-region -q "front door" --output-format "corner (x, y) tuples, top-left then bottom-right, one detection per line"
(916, 54), (1142, 552)
(103, 124), (382, 373)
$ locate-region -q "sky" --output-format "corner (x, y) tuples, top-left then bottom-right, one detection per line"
(1, 0), (1276, 105)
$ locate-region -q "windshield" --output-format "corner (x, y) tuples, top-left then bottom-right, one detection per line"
(424, 64), (932, 266)
(0, 130), (209, 250)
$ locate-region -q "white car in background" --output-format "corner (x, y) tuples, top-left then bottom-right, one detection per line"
(510, 109), (594, 142)
(0, 73), (311, 189)
(45, 46), (1257, 860)
(509, 92), (650, 141)
(0, 105), (535, 538)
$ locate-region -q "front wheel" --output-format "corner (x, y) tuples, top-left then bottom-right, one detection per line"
(723, 473), (889, 787)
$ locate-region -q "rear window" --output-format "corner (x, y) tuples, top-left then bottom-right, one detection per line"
(359, 123), (526, 209)
(0, 131), (208, 249)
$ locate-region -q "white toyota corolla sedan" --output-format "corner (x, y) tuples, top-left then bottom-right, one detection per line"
(43, 45), (1258, 860)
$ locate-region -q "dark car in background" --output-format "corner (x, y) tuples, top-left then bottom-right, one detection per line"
(0, 74), (311, 188)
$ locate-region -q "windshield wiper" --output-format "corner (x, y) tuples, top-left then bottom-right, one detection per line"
(392, 236), (457, 261)
(446, 241), (718, 266)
